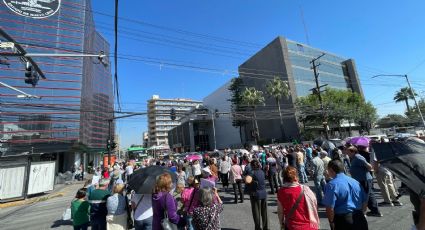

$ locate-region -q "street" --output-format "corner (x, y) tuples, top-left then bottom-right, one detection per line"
(0, 179), (414, 230)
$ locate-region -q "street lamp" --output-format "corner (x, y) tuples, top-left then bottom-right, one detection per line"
(372, 74), (425, 129)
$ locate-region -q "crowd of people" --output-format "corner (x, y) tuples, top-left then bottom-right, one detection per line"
(68, 141), (421, 230)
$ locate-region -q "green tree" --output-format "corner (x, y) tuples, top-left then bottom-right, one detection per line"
(266, 76), (290, 141)
(405, 98), (425, 125)
(241, 87), (265, 142)
(394, 87), (417, 112)
(228, 77), (248, 143)
(296, 88), (378, 135)
(376, 114), (409, 128)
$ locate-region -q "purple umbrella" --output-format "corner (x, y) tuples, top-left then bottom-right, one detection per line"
(347, 136), (370, 147)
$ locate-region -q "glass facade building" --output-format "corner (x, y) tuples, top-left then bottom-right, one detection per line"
(0, 0), (113, 170)
(286, 40), (354, 97)
(238, 36), (363, 142)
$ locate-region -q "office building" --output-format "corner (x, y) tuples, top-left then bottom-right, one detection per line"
(147, 95), (202, 147)
(0, 0), (113, 172)
(237, 36), (363, 142)
(168, 81), (244, 152)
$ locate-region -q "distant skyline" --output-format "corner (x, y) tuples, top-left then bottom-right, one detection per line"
(91, 0), (425, 149)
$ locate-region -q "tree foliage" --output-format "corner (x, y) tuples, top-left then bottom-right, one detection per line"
(241, 87), (265, 140)
(376, 114), (410, 128)
(266, 76), (290, 141)
(394, 87), (417, 112)
(296, 88), (378, 132)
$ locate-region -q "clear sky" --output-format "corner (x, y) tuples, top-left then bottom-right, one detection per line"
(90, 0), (425, 149)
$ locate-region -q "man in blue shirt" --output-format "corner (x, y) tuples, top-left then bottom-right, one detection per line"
(323, 160), (368, 230)
(347, 146), (382, 217)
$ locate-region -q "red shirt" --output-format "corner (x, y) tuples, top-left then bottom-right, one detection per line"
(277, 186), (316, 230)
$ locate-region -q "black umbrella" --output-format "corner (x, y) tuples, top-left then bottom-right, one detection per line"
(329, 139), (345, 148)
(371, 138), (425, 196)
(313, 137), (326, 147)
(128, 165), (177, 194)
(321, 140), (336, 151)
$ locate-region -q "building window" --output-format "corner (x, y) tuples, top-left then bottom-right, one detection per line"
(297, 44), (304, 52)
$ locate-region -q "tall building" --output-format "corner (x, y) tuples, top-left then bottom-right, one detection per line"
(237, 36), (363, 142)
(0, 0), (113, 172)
(147, 95), (202, 147)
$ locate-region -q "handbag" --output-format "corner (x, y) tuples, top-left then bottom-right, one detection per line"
(282, 185), (304, 230)
(62, 207), (71, 221)
(161, 193), (178, 230)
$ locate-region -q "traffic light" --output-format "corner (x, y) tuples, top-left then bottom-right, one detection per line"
(170, 108), (176, 121)
(107, 139), (111, 150)
(24, 63), (39, 87)
(111, 142), (117, 150)
(214, 109), (219, 118)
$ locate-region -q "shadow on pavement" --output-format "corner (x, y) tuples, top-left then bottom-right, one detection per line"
(51, 219), (72, 228)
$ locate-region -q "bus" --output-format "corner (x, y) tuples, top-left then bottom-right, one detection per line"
(127, 146), (147, 161)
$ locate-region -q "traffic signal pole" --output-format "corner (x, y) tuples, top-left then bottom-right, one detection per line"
(106, 113), (146, 167)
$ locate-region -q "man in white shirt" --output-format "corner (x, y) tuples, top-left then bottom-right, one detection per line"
(125, 162), (134, 182)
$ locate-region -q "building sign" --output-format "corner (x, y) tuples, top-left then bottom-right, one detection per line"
(3, 0), (61, 19)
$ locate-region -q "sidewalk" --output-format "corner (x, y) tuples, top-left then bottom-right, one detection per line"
(0, 180), (84, 210)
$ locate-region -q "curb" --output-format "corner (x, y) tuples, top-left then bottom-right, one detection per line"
(0, 182), (83, 209)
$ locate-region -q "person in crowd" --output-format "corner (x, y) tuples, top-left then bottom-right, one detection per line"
(102, 168), (110, 179)
(71, 189), (90, 230)
(277, 166), (319, 230)
(83, 179), (95, 198)
(375, 162), (403, 207)
(311, 149), (325, 205)
(177, 166), (187, 186)
(296, 147), (308, 184)
(273, 152), (284, 188)
(152, 173), (185, 230)
(192, 160), (202, 181)
(209, 159), (219, 179)
(181, 177), (200, 230)
(245, 159), (269, 230)
(125, 163), (133, 182)
(320, 150), (332, 173)
(265, 152), (279, 194)
(192, 187), (223, 230)
(229, 157), (244, 203)
(131, 191), (153, 230)
(287, 147), (297, 168)
(106, 183), (128, 230)
(347, 146), (382, 217)
(89, 178), (111, 230)
(219, 156), (230, 191)
(323, 160), (368, 230)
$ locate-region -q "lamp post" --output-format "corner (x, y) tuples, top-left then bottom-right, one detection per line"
(372, 74), (425, 129)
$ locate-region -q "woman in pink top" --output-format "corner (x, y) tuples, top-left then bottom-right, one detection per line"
(181, 176), (200, 230)
(229, 157), (244, 203)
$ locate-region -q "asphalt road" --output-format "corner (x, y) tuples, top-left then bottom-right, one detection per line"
(0, 179), (415, 230)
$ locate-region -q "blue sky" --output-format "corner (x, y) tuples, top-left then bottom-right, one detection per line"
(91, 0), (425, 149)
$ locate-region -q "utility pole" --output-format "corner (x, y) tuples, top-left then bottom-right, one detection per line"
(373, 74), (425, 130)
(310, 53), (329, 139)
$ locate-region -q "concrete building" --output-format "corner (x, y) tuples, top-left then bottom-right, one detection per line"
(0, 0), (113, 173)
(147, 95), (202, 147)
(142, 131), (149, 148)
(237, 36), (363, 143)
(168, 81), (244, 152)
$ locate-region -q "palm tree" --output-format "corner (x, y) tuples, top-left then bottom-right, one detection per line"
(241, 87), (265, 142)
(266, 76), (290, 141)
(394, 87), (417, 112)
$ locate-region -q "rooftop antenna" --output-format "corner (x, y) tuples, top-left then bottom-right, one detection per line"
(299, 4), (311, 45)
